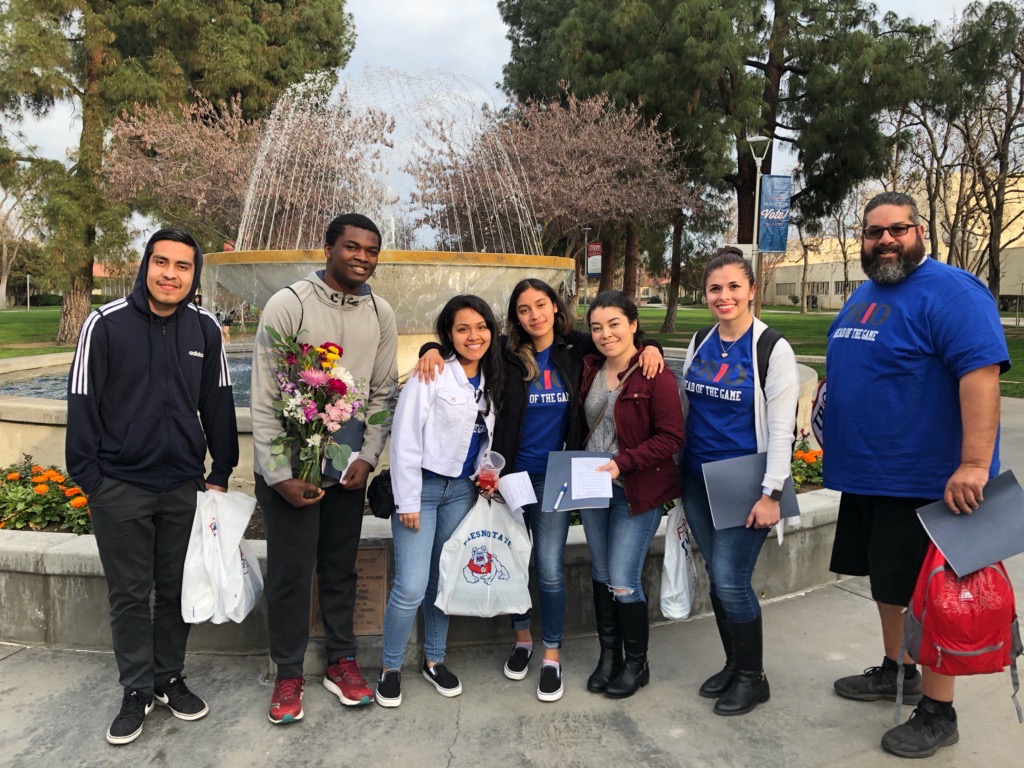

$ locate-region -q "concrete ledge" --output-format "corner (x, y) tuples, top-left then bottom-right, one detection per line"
(0, 489), (842, 663)
(0, 352), (75, 375)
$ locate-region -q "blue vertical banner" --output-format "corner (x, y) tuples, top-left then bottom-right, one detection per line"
(758, 175), (792, 252)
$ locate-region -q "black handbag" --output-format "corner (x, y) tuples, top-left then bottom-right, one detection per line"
(367, 469), (395, 519)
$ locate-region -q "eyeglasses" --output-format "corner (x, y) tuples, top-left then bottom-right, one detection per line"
(862, 223), (914, 240)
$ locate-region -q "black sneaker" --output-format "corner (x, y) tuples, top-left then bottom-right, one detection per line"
(106, 689), (154, 745)
(154, 676), (209, 721)
(422, 660), (462, 698)
(537, 664), (564, 703)
(376, 670), (402, 708)
(503, 645), (533, 681)
(833, 660), (921, 703)
(881, 701), (959, 758)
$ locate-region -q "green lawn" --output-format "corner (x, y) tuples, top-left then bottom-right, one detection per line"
(0, 307), (74, 358)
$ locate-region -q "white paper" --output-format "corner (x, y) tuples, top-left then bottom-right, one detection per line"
(571, 458), (613, 499)
(497, 471), (538, 513)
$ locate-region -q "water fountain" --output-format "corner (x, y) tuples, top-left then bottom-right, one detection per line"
(202, 68), (573, 369)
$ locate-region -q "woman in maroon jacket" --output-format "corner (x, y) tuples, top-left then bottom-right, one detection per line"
(579, 290), (685, 699)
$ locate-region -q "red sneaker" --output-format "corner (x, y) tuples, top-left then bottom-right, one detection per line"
(323, 657), (374, 706)
(268, 677), (304, 724)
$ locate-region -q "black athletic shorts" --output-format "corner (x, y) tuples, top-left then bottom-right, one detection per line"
(829, 492), (934, 606)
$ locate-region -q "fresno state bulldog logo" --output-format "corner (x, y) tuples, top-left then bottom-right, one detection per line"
(462, 545), (509, 585)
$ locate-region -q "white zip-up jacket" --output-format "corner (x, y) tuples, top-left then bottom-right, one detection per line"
(391, 357), (495, 514)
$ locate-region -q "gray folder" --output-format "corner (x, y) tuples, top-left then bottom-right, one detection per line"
(321, 418), (365, 482)
(701, 452), (800, 530)
(916, 470), (1024, 578)
(541, 450), (613, 512)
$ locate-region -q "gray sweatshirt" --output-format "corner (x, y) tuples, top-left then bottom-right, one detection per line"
(250, 270), (399, 485)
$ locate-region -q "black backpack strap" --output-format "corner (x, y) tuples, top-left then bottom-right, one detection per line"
(755, 326), (782, 394)
(286, 285), (304, 331)
(692, 326), (713, 353)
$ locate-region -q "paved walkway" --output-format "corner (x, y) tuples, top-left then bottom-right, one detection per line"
(3, 401), (1024, 767)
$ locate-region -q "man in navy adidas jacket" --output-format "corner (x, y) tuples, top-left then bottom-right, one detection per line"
(66, 228), (238, 746)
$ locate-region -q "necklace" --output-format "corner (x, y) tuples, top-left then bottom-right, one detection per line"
(718, 333), (741, 358)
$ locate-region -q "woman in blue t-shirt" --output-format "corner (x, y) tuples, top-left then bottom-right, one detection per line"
(376, 295), (503, 708)
(415, 278), (662, 702)
(679, 247), (799, 716)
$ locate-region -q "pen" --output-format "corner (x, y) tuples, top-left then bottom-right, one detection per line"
(553, 482), (568, 511)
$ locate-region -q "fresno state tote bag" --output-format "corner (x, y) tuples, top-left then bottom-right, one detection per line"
(434, 495), (532, 617)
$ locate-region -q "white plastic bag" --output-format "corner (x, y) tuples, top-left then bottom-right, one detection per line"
(181, 490), (263, 624)
(434, 495), (532, 617)
(181, 508), (217, 623)
(661, 499), (697, 621)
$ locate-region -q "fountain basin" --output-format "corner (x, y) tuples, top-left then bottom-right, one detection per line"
(203, 249), (576, 334)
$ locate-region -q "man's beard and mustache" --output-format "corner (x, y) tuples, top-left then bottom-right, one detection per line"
(861, 233), (926, 285)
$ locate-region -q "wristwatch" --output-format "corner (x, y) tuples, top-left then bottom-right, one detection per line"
(762, 486), (783, 501)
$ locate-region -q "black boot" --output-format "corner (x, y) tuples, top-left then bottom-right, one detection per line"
(605, 600), (650, 698)
(699, 594), (735, 698)
(587, 581), (622, 693)
(714, 614), (770, 715)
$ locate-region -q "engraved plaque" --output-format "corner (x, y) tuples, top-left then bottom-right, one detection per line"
(309, 546), (388, 638)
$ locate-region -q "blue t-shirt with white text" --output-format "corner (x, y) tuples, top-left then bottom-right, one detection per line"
(517, 346), (571, 473)
(460, 372), (487, 478)
(823, 258), (1009, 498)
(683, 326), (757, 476)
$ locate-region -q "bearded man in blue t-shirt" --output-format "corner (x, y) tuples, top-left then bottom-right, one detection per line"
(823, 191), (1010, 759)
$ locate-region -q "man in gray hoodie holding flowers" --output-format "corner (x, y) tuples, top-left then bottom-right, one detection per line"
(250, 213), (399, 725)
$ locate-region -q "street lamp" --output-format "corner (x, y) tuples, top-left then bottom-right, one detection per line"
(26, 274), (30, 312)
(581, 226), (592, 306)
(747, 135), (771, 318)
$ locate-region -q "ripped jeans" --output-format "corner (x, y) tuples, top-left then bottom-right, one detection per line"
(581, 485), (661, 603)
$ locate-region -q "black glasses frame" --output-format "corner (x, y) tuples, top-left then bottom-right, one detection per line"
(862, 223), (914, 240)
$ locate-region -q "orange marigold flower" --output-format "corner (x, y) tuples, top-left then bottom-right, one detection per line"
(31, 475), (47, 483)
(793, 451), (806, 462)
(34, 484), (49, 494)
(31, 465), (44, 473)
(5, 472), (19, 481)
(804, 455), (818, 464)
(70, 496), (89, 509)
(45, 470), (64, 482)
(65, 487), (83, 497)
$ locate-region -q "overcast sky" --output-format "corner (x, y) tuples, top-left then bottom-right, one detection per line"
(11, 0), (978, 164)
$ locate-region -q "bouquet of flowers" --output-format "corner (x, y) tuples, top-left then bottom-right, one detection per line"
(264, 326), (386, 493)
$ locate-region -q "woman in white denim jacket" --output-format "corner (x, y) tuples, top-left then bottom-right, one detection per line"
(376, 295), (502, 708)
(678, 247), (799, 718)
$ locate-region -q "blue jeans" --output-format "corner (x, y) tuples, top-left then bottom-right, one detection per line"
(581, 485), (661, 604)
(381, 475), (476, 670)
(681, 469), (768, 623)
(510, 473), (571, 649)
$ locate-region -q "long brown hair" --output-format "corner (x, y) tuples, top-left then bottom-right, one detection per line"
(505, 278), (573, 381)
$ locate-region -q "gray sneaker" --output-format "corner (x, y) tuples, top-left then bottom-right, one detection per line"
(834, 660), (921, 703)
(881, 701), (959, 758)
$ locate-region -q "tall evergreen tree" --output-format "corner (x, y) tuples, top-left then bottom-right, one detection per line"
(499, 0), (931, 239)
(0, 1), (354, 343)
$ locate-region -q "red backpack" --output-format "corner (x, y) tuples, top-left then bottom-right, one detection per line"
(895, 543), (1023, 723)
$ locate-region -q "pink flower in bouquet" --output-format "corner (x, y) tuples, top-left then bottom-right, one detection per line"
(303, 402), (320, 422)
(328, 378), (348, 395)
(299, 368), (330, 387)
(285, 353), (298, 365)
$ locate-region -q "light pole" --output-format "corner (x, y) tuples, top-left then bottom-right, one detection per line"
(581, 226), (592, 307)
(26, 274), (31, 312)
(747, 135), (771, 318)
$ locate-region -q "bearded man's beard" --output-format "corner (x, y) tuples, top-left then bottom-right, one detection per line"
(861, 233), (926, 285)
